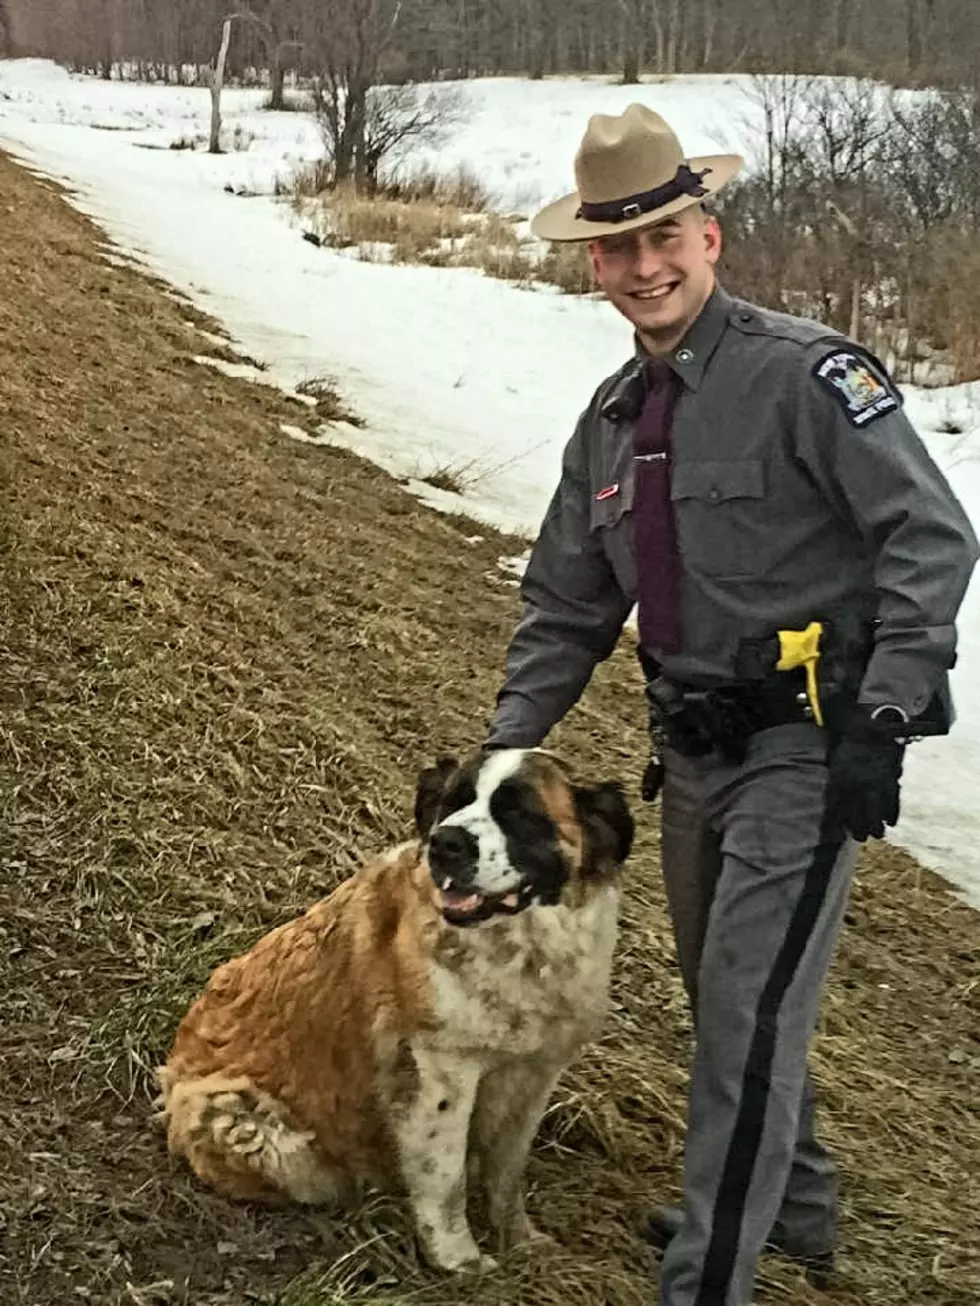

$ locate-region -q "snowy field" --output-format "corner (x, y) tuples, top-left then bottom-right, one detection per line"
(1, 59), (978, 906)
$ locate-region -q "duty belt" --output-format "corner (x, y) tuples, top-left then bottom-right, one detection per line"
(639, 611), (952, 793)
(645, 670), (813, 766)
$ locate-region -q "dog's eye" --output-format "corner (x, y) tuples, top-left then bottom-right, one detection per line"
(489, 780), (555, 842)
(440, 777), (476, 817)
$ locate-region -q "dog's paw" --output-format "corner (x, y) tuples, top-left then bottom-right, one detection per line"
(520, 1221), (555, 1247)
(431, 1247), (498, 1275)
(492, 1212), (555, 1253)
(465, 1253), (499, 1274)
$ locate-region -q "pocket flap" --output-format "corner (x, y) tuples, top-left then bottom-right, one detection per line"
(670, 460), (765, 504)
(589, 476), (636, 529)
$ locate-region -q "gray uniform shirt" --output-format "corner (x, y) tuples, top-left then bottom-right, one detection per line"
(489, 286), (979, 748)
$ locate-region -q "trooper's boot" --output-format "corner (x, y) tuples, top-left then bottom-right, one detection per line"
(642, 1206), (836, 1292)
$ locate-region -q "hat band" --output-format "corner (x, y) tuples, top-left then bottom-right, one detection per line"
(576, 164), (712, 225)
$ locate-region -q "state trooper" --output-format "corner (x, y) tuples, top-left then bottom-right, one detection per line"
(485, 104), (979, 1306)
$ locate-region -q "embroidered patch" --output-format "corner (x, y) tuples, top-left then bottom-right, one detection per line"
(813, 351), (900, 428)
(595, 483), (620, 501)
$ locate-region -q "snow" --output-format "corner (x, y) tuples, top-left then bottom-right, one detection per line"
(895, 385), (980, 899)
(1, 59), (978, 907)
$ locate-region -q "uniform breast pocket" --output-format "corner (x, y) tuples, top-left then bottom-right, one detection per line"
(588, 476), (637, 595)
(671, 460), (767, 579)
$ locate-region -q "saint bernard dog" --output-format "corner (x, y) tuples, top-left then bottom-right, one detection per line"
(157, 747), (633, 1272)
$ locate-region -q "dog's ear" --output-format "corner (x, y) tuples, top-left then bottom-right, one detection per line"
(414, 756), (459, 840)
(574, 781), (634, 874)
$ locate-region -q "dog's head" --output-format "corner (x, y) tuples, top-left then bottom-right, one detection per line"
(414, 748), (633, 928)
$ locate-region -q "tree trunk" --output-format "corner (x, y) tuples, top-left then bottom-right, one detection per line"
(764, 101), (775, 207)
(99, 31), (113, 80)
(269, 46), (286, 110)
(209, 19), (233, 155)
(620, 0), (644, 84)
(848, 272), (861, 341)
(652, 5), (665, 70)
(906, 255), (918, 384)
(701, 0), (718, 69)
(457, 0), (469, 75)
(665, 0), (680, 73)
(529, 26), (546, 79)
(906, 0), (922, 72)
(334, 128), (353, 184)
(333, 83), (367, 188)
(833, 0), (850, 56)
(350, 88), (369, 192)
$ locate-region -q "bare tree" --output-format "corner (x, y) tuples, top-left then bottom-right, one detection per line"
(745, 75), (810, 216)
(890, 88), (980, 228)
(906, 0), (938, 73)
(209, 16), (237, 152)
(804, 80), (892, 339)
(715, 73), (980, 382)
(617, 0), (645, 83)
(8, 0), (980, 99)
(0, 0), (12, 56)
(308, 0), (404, 189)
(358, 82), (466, 192)
(884, 86), (980, 377)
(237, 1), (302, 108)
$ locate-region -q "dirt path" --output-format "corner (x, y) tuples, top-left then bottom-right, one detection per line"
(1, 151), (977, 1306)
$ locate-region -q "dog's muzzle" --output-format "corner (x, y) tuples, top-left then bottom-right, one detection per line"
(428, 826), (533, 928)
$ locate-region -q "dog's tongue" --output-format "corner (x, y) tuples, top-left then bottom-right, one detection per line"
(441, 890), (485, 916)
(439, 889), (523, 918)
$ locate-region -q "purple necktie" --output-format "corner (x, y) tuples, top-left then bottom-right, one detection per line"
(633, 359), (683, 654)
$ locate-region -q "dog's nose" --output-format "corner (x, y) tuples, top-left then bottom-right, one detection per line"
(428, 824), (478, 873)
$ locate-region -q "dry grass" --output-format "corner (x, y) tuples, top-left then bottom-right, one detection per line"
(417, 456), (496, 495)
(291, 165), (591, 292)
(285, 155), (333, 198)
(296, 175), (492, 271)
(302, 193), (573, 288)
(1, 150), (979, 1306)
(536, 241), (594, 295)
(420, 464), (469, 494)
(377, 164), (492, 213)
(311, 186), (477, 262)
(294, 372), (365, 426)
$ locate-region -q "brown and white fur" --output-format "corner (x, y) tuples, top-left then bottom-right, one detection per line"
(157, 747), (633, 1272)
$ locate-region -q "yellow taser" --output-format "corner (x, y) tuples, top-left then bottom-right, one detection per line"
(776, 621), (825, 727)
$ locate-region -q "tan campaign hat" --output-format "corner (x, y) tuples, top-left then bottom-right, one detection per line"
(531, 102), (744, 243)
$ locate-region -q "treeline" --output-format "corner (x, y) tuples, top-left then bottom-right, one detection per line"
(6, 0), (980, 91)
(714, 76), (980, 384)
(0, 0), (12, 57)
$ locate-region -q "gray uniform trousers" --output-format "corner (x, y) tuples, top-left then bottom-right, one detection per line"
(657, 721), (858, 1306)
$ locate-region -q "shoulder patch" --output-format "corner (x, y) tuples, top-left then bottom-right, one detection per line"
(812, 350), (900, 428)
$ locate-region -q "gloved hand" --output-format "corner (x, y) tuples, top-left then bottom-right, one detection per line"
(826, 709), (906, 842)
(641, 754), (665, 803)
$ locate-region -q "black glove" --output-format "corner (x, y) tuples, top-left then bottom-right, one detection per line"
(826, 709), (906, 842)
(641, 754), (665, 803)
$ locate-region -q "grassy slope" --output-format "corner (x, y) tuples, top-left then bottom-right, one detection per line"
(0, 151), (977, 1306)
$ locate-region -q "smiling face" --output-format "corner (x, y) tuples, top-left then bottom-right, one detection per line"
(414, 749), (634, 928)
(589, 206), (722, 354)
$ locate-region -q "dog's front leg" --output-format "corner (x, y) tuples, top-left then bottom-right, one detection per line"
(471, 1057), (562, 1253)
(391, 1047), (492, 1274)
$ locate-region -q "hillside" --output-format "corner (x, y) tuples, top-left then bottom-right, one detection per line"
(0, 151), (977, 1306)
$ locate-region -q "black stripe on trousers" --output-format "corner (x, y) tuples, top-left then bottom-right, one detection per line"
(692, 812), (845, 1306)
